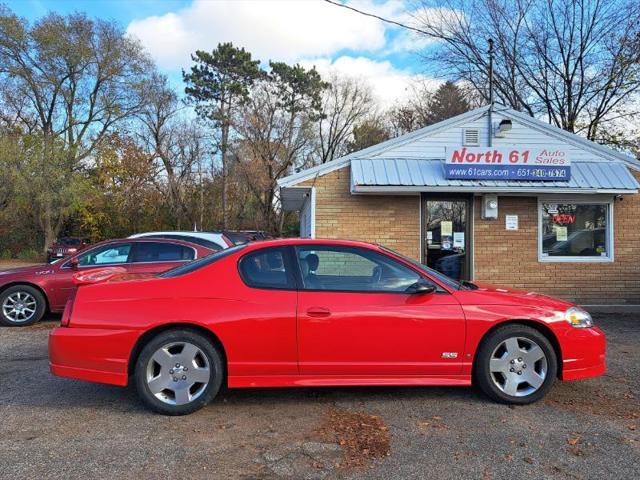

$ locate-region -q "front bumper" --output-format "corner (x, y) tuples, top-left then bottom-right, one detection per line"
(559, 326), (606, 381)
(49, 327), (140, 386)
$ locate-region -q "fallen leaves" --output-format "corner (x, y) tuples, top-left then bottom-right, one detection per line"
(567, 436), (581, 446)
(415, 415), (446, 431)
(316, 408), (391, 468)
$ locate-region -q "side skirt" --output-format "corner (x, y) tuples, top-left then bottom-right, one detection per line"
(228, 375), (472, 389)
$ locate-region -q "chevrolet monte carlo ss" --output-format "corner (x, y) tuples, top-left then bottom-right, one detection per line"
(49, 239), (606, 415)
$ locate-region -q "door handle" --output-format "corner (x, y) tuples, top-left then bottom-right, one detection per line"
(306, 307), (331, 317)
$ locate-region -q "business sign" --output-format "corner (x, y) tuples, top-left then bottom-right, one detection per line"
(445, 146), (571, 181)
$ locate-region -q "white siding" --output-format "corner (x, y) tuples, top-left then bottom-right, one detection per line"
(299, 198), (312, 238)
(371, 111), (611, 162)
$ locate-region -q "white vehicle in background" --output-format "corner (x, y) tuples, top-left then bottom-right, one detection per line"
(128, 231), (233, 252)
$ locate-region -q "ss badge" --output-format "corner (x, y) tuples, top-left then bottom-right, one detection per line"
(441, 352), (458, 359)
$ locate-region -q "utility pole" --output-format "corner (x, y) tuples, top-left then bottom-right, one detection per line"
(487, 38), (494, 147)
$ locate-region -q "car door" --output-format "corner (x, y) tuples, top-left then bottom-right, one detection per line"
(128, 241), (197, 275)
(295, 245), (465, 376)
(49, 242), (134, 310)
(235, 246), (299, 375)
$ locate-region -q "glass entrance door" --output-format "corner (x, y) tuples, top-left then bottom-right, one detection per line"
(422, 195), (471, 281)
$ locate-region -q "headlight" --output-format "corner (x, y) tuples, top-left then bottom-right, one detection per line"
(565, 307), (593, 328)
(68, 248), (77, 253)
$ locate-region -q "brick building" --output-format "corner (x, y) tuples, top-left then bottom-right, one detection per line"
(278, 105), (640, 307)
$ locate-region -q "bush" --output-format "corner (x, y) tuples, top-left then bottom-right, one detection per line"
(16, 249), (43, 262)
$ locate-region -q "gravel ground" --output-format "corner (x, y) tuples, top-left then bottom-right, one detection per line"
(0, 313), (638, 480)
(0, 260), (638, 479)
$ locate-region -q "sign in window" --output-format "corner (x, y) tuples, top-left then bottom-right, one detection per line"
(540, 202), (610, 260)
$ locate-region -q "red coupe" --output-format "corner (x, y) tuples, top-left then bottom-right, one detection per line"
(0, 238), (213, 326)
(49, 239), (606, 415)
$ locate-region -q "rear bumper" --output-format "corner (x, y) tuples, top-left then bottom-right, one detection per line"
(559, 326), (606, 381)
(49, 327), (140, 386)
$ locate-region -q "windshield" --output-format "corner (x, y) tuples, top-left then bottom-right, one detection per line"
(380, 246), (463, 290)
(159, 244), (246, 278)
(57, 238), (82, 245)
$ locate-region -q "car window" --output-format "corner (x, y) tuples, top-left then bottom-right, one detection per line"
(159, 245), (245, 278)
(57, 237), (82, 246)
(296, 246), (422, 293)
(131, 242), (195, 263)
(145, 235), (223, 251)
(238, 248), (294, 290)
(380, 246), (461, 290)
(76, 243), (132, 266)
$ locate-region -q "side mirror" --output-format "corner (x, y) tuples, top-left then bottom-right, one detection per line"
(70, 257), (79, 270)
(406, 280), (436, 295)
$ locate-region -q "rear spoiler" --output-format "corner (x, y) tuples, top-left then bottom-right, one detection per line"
(73, 267), (128, 286)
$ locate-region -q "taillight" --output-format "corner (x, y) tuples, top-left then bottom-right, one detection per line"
(60, 290), (78, 327)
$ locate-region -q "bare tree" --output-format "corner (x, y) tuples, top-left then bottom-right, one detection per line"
(235, 63), (327, 233)
(347, 115), (391, 152)
(0, 8), (152, 248)
(139, 74), (209, 229)
(411, 0), (640, 139)
(388, 105), (422, 136)
(318, 73), (374, 163)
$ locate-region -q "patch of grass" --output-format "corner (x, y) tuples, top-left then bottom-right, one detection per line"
(16, 248), (43, 262)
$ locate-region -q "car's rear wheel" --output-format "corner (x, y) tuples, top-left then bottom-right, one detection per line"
(474, 324), (557, 404)
(0, 285), (46, 327)
(134, 329), (223, 415)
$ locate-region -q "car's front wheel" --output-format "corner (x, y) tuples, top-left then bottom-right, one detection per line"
(0, 285), (46, 327)
(474, 324), (557, 404)
(134, 329), (224, 415)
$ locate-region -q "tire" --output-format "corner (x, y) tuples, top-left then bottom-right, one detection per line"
(134, 329), (224, 415)
(474, 324), (557, 405)
(0, 285), (46, 327)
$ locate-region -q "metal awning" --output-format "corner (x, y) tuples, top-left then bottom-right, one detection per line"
(280, 186), (312, 211)
(351, 159), (639, 194)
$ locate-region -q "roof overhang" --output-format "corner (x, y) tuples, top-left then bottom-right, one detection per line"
(280, 186), (312, 211)
(351, 185), (637, 195)
(350, 158), (639, 196)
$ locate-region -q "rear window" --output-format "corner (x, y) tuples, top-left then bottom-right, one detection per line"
(132, 242), (195, 262)
(159, 245), (246, 278)
(148, 234), (224, 251)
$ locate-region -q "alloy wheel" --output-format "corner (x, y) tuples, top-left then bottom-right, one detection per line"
(2, 292), (37, 324)
(145, 341), (211, 405)
(489, 336), (548, 397)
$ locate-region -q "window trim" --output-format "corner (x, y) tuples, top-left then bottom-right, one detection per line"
(237, 246), (297, 291)
(537, 196), (614, 263)
(143, 234), (224, 251)
(293, 245), (441, 294)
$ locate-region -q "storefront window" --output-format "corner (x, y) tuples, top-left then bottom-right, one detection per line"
(539, 201), (612, 261)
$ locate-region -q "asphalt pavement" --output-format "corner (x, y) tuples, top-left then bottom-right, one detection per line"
(0, 314), (638, 480)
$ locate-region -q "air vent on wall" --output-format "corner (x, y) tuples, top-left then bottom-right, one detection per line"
(463, 128), (480, 146)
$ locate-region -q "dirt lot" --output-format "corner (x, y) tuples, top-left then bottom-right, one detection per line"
(0, 260), (638, 479)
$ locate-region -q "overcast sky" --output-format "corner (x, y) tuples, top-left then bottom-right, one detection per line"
(7, 0), (440, 107)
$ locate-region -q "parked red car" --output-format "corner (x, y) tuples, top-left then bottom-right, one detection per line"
(49, 239), (606, 415)
(0, 238), (213, 326)
(46, 237), (89, 263)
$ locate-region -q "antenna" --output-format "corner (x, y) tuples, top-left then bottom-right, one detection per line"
(488, 38), (494, 107)
(487, 38), (494, 147)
